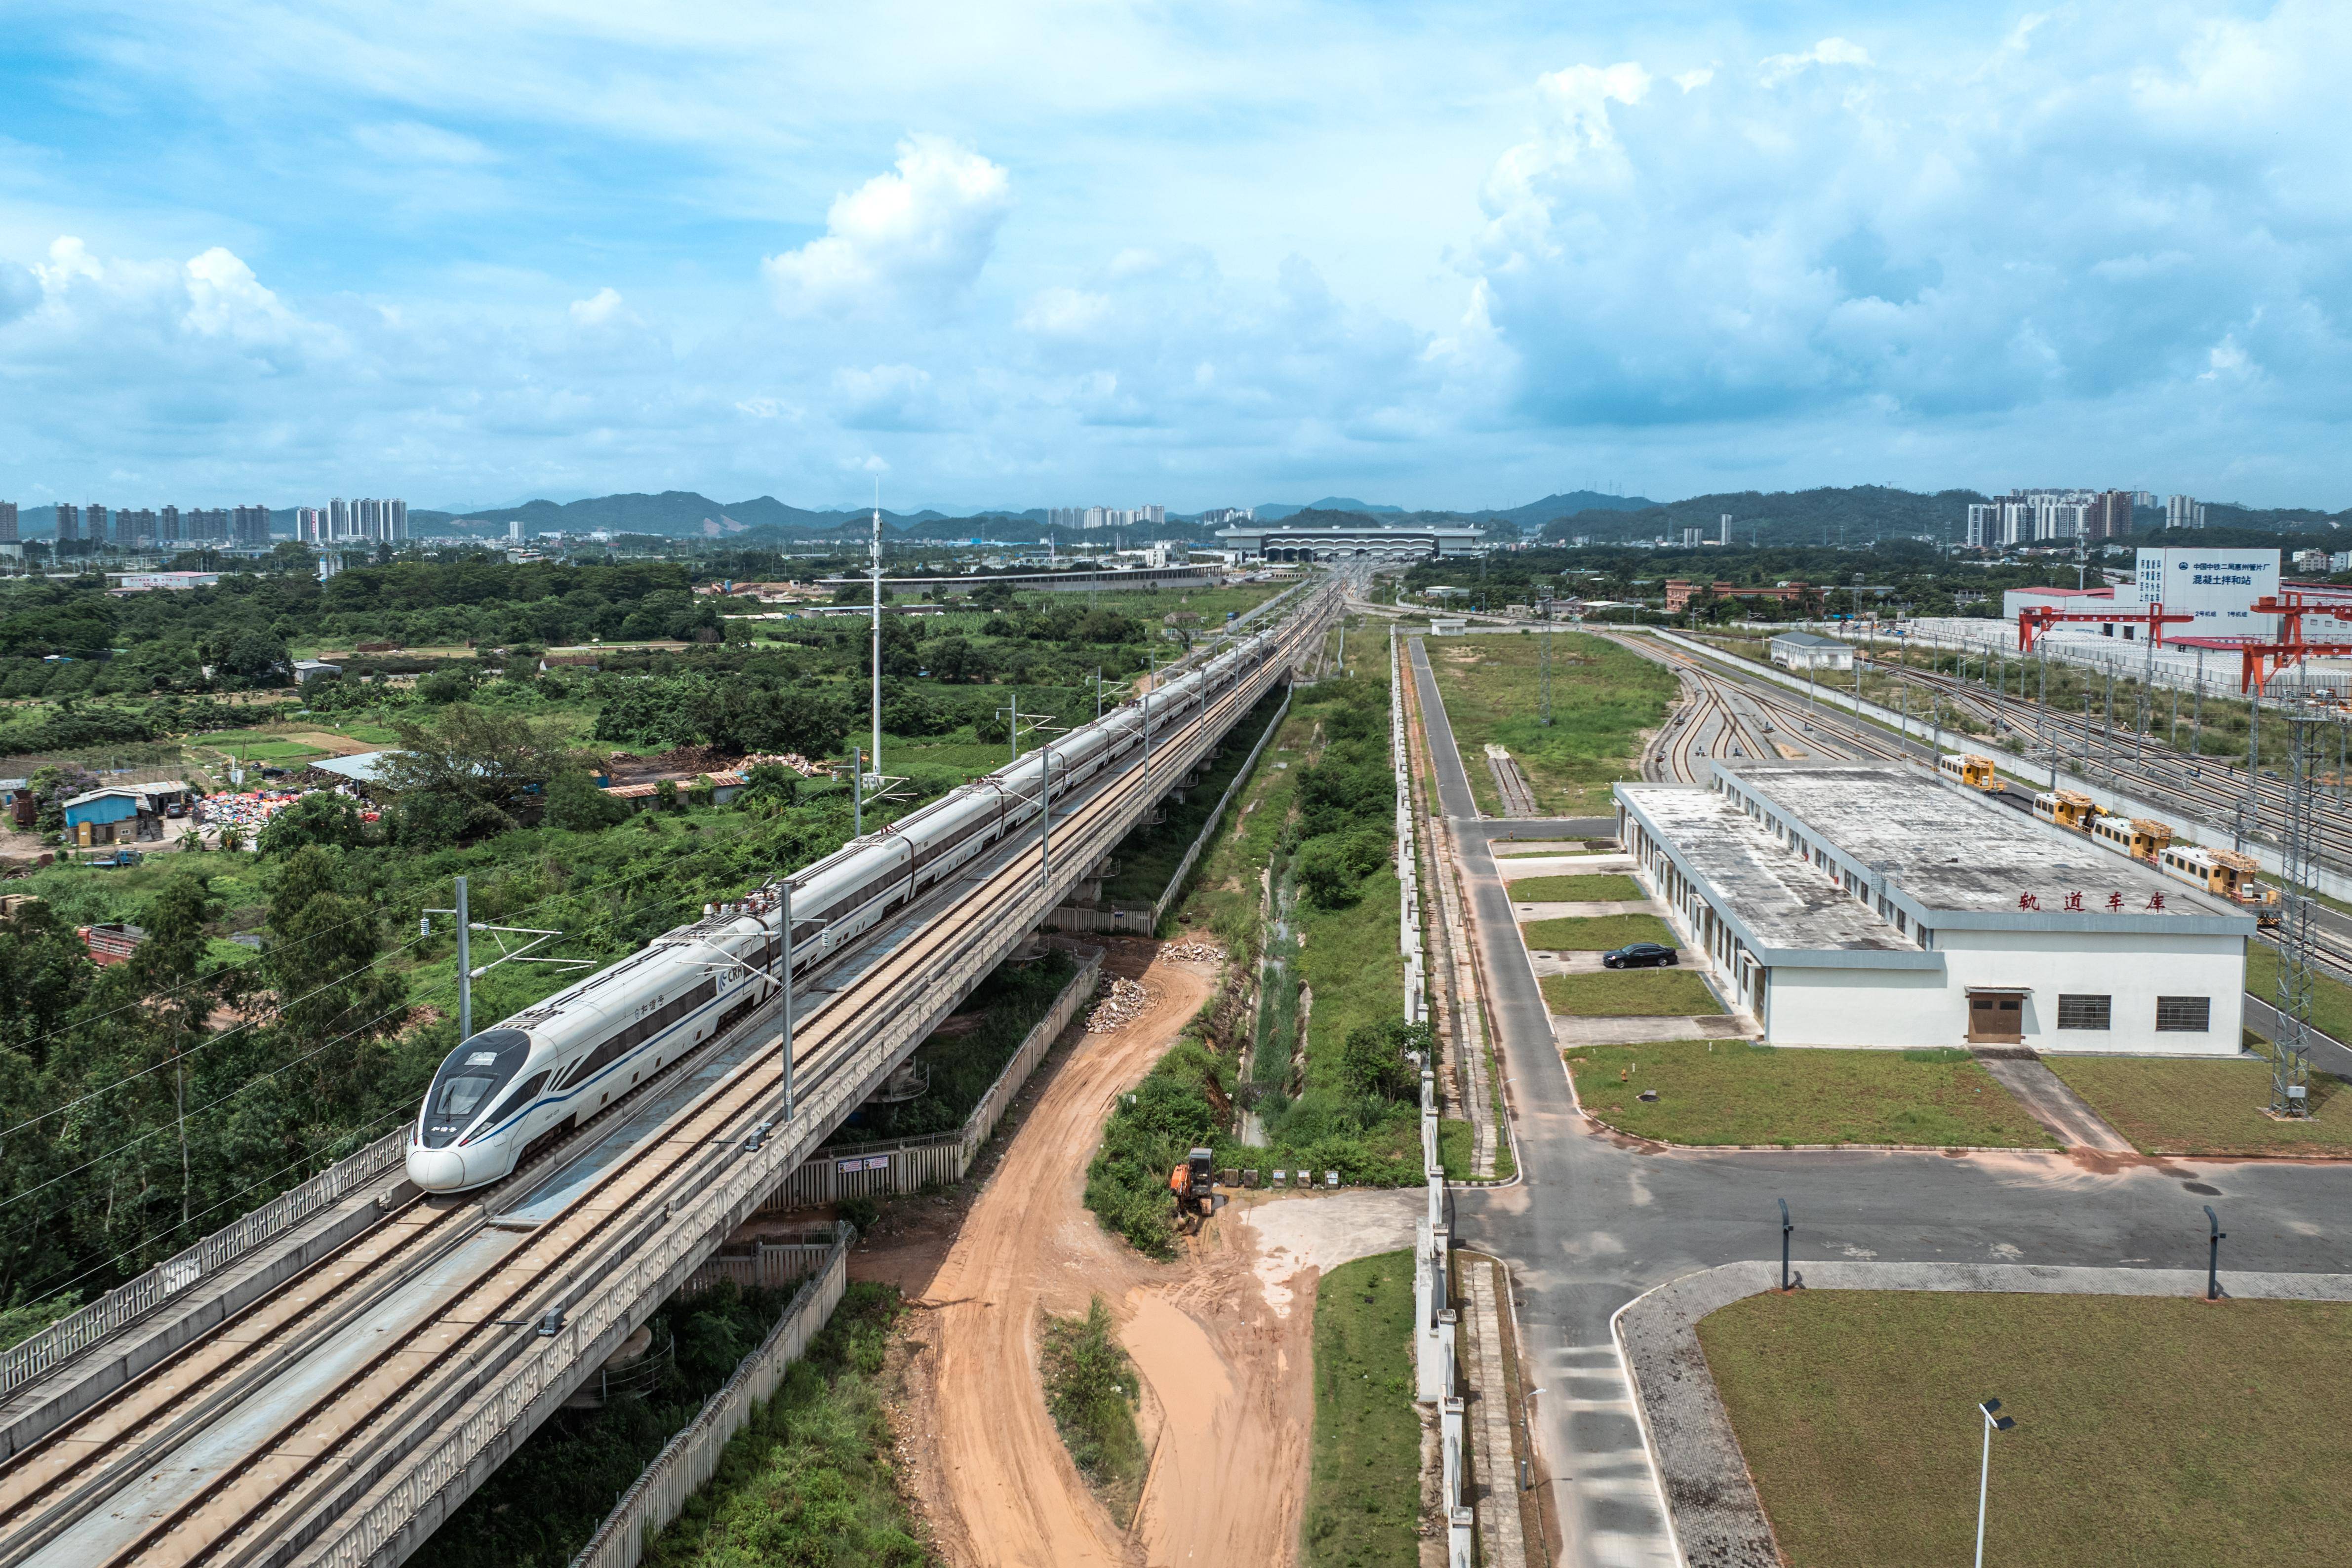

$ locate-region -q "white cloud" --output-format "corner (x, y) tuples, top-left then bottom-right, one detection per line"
(763, 135), (1011, 317)
(1759, 38), (1873, 87)
(1017, 286), (1111, 338)
(569, 286), (629, 326)
(352, 121), (496, 165)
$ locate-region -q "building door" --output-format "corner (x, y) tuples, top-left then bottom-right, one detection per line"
(1967, 993), (2024, 1043)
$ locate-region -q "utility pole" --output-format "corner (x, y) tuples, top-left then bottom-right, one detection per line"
(2274, 676), (2320, 1118)
(779, 879), (795, 1120)
(455, 876), (471, 1041)
(870, 492), (883, 791)
(1038, 739), (1053, 889)
(850, 744), (862, 838)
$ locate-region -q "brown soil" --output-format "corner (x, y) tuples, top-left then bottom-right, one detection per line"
(857, 941), (1318, 1568)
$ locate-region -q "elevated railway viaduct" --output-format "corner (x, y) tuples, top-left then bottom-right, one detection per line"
(0, 578), (1339, 1568)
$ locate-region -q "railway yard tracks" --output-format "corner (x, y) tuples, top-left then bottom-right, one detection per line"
(0, 600), (1332, 1568)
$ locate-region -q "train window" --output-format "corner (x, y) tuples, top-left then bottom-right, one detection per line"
(2057, 995), (2112, 1030)
(420, 1028), (530, 1147)
(482, 1070), (551, 1129)
(2155, 997), (2211, 1032)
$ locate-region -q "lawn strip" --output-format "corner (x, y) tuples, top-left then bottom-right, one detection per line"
(1562, 1040), (2054, 1147)
(1542, 969), (1725, 1017)
(1423, 631), (1677, 815)
(1698, 1291), (2352, 1568)
(2043, 1051), (2352, 1156)
(1302, 1251), (1422, 1568)
(1520, 913), (1676, 951)
(1503, 873), (1642, 902)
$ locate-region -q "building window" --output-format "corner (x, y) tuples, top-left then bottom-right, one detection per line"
(2155, 997), (2211, 1033)
(2057, 994), (2112, 1031)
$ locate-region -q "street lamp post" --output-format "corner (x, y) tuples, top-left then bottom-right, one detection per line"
(1974, 1397), (2016, 1568)
(2204, 1204), (2226, 1300)
(1777, 1198), (1793, 1292)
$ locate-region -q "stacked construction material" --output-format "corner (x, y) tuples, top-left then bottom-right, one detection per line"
(1085, 976), (1151, 1032)
(197, 790), (306, 835)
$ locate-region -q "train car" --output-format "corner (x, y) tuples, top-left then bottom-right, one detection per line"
(2088, 813), (2173, 863)
(2031, 789), (2097, 830)
(407, 586), (1330, 1192)
(1937, 753), (2001, 792)
(2157, 844), (2283, 929)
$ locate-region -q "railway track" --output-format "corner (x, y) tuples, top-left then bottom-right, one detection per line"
(1613, 634), (1910, 784)
(0, 598), (1333, 1568)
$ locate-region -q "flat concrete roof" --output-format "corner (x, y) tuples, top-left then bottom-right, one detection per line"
(1715, 762), (2253, 935)
(1615, 784), (1924, 964)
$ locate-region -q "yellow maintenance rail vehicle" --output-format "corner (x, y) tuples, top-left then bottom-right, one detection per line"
(2032, 788), (2099, 830)
(1938, 752), (2002, 793)
(2158, 845), (2285, 929)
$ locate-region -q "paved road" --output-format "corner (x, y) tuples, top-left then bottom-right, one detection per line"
(1402, 635), (2352, 1568)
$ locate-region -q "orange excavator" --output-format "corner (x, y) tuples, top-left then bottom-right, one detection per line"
(1168, 1147), (1215, 1230)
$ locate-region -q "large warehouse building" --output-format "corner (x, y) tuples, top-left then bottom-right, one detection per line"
(1213, 520), (1484, 561)
(1614, 762), (2253, 1054)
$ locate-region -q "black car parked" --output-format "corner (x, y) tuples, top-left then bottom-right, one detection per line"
(1602, 941), (1678, 970)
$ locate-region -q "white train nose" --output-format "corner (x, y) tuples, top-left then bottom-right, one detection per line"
(407, 1146), (469, 1191)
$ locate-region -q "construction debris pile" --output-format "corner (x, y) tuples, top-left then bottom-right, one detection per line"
(1158, 941), (1222, 964)
(739, 752), (829, 778)
(197, 790), (306, 836)
(1085, 976), (1151, 1033)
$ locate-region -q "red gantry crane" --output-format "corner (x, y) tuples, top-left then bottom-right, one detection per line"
(2236, 592), (2352, 692)
(2016, 601), (2194, 653)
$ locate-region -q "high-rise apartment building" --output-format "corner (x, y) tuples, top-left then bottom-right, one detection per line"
(232, 505), (271, 545)
(1719, 513), (1732, 547)
(1965, 503), (1997, 548)
(159, 506), (181, 543)
(86, 504), (109, 545)
(117, 508), (158, 547)
(0, 502), (16, 545)
(2166, 494), (2206, 530)
(55, 504), (80, 544)
(2085, 491), (2134, 540)
(1198, 507), (1254, 526)
(296, 507), (326, 543)
(189, 508), (229, 542)
(1052, 503), (1163, 530)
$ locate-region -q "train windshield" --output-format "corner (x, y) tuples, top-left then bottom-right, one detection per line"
(419, 1028), (531, 1148)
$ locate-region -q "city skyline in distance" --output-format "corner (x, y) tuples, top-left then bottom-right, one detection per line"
(1, 5), (2346, 510)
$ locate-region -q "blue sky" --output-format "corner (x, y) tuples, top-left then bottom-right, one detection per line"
(0, 0), (2345, 512)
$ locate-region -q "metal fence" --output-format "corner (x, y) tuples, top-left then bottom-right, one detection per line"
(568, 1223), (854, 1568)
(753, 941), (1105, 1212)
(0, 1127), (406, 1399)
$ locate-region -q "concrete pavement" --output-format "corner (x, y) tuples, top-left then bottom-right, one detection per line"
(1401, 633), (2352, 1568)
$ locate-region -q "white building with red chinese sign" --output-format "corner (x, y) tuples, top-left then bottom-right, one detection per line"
(1613, 761), (2251, 1055)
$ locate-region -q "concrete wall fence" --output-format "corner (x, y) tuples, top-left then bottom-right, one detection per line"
(568, 1223), (854, 1568)
(753, 942), (1104, 1213)
(1395, 627), (1470, 1568)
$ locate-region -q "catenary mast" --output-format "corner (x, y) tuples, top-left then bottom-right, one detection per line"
(870, 490), (883, 793)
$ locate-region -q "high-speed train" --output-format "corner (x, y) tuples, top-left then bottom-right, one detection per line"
(407, 585), (1327, 1191)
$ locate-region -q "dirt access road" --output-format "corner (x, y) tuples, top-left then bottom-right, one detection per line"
(855, 941), (1321, 1568)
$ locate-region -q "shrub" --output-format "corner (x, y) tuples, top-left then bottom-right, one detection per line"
(545, 770), (625, 832)
(1040, 1295), (1146, 1521)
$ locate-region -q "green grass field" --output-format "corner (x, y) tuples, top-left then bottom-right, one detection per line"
(1541, 969), (1724, 1017)
(1301, 1251), (1421, 1568)
(2044, 1051), (2352, 1157)
(1096, 686), (1288, 907)
(2247, 943), (2352, 1042)
(1698, 1290), (2352, 1568)
(1563, 1041), (2055, 1146)
(1300, 865), (1408, 1086)
(1520, 913), (1675, 951)
(1425, 630), (1677, 814)
(1496, 849), (1611, 859)
(1505, 873), (1643, 902)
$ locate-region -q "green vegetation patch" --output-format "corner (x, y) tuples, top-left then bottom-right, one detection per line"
(825, 950), (1076, 1145)
(2044, 1051), (2352, 1157)
(1094, 684), (1289, 909)
(1520, 913), (1676, 951)
(416, 1279), (828, 1568)
(1563, 1041), (2055, 1147)
(1040, 1295), (1148, 1528)
(1541, 969), (1725, 1017)
(1698, 1290), (2352, 1568)
(1302, 1252), (1422, 1568)
(1425, 631), (1677, 814)
(638, 1283), (927, 1568)
(2247, 943), (2352, 1044)
(1504, 873), (1643, 902)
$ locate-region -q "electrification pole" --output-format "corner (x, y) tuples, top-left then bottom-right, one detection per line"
(779, 879), (795, 1120)
(870, 497), (883, 788)
(455, 875), (471, 1041)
